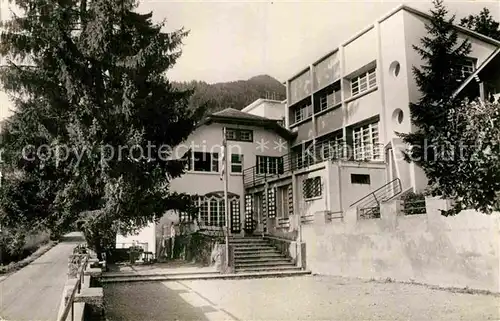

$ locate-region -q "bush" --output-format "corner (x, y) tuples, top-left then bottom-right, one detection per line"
(401, 192), (427, 215)
(0, 230), (51, 265)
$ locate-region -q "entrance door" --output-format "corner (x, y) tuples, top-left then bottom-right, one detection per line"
(254, 192), (263, 232)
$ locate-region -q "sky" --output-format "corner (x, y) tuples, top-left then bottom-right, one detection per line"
(137, 0), (500, 84)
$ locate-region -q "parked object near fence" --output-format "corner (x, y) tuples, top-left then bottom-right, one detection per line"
(58, 244), (107, 321)
(302, 196), (500, 292)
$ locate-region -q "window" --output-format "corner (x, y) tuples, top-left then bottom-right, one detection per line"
(219, 199), (226, 227)
(351, 68), (377, 96)
(192, 151), (219, 172)
(294, 143), (315, 169)
(226, 128), (253, 142)
(200, 200), (209, 224)
(351, 174), (370, 185)
(294, 103), (313, 123)
(193, 195), (235, 227)
(353, 122), (381, 161)
(256, 156), (284, 175)
(459, 60), (475, 79)
(319, 135), (343, 160)
(317, 88), (341, 113)
(303, 176), (322, 199)
(231, 154), (243, 173)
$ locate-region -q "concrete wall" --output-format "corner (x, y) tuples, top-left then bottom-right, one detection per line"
(294, 161), (386, 217)
(313, 51), (341, 90)
(242, 99), (286, 121)
(343, 28), (377, 77)
(315, 106), (343, 136)
(115, 222), (156, 256)
(295, 166), (328, 217)
(302, 197), (500, 292)
(289, 69), (312, 105)
(379, 10), (412, 139)
(345, 90), (380, 127)
(337, 162), (387, 211)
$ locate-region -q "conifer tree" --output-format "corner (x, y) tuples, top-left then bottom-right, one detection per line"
(460, 8), (500, 41)
(0, 0), (205, 255)
(398, 0), (472, 205)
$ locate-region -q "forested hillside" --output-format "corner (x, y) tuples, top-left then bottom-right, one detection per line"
(173, 74), (286, 112)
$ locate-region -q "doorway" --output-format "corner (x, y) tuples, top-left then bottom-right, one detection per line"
(254, 192), (263, 232)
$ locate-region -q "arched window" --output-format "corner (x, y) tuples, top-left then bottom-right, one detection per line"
(219, 199), (226, 227)
(209, 199), (218, 226)
(192, 192), (240, 227)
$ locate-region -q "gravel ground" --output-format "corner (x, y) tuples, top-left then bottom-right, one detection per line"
(103, 275), (500, 321)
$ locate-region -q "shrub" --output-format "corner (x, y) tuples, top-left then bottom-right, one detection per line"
(401, 192), (427, 215)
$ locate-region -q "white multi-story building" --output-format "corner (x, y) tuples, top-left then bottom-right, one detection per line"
(117, 4), (500, 259)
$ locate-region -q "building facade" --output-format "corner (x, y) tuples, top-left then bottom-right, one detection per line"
(242, 4), (500, 235)
(116, 108), (295, 256)
(116, 4), (500, 256)
(240, 98), (287, 126)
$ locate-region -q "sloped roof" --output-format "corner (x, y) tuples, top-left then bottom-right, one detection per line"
(202, 108), (296, 140)
(212, 108), (270, 121)
(452, 48), (500, 99)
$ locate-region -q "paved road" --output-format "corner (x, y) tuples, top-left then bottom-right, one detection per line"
(104, 275), (500, 321)
(0, 232), (85, 321)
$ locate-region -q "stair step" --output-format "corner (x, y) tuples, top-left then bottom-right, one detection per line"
(101, 270), (311, 283)
(233, 252), (284, 258)
(233, 245), (276, 250)
(235, 261), (295, 268)
(234, 246), (277, 250)
(230, 241), (269, 246)
(229, 238), (266, 241)
(235, 266), (303, 273)
(234, 257), (289, 263)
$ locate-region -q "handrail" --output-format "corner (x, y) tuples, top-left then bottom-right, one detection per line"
(242, 149), (328, 188)
(350, 178), (402, 207)
(59, 252), (89, 321)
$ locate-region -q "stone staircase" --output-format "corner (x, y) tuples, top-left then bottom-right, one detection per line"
(230, 236), (305, 274)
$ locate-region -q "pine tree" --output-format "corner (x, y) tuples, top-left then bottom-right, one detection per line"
(398, 0), (472, 203)
(460, 8), (500, 41)
(0, 0), (205, 256)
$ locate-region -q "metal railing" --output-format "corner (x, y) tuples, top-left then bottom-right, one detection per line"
(300, 214), (314, 224)
(242, 153), (294, 188)
(242, 142), (386, 189)
(350, 178), (403, 220)
(400, 198), (427, 216)
(242, 151), (331, 188)
(277, 217), (290, 229)
(325, 210), (344, 221)
(59, 253), (89, 321)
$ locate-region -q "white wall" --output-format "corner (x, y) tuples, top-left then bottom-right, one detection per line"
(302, 198), (500, 292)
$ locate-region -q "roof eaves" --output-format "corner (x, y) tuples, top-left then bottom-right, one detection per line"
(209, 115), (296, 140)
(452, 47), (500, 99)
(401, 5), (500, 48)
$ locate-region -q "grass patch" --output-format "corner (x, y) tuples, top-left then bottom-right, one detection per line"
(0, 240), (58, 276)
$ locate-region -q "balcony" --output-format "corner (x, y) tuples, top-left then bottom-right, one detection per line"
(242, 152), (325, 189)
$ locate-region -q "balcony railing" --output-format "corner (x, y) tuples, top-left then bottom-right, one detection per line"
(243, 152), (326, 188)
